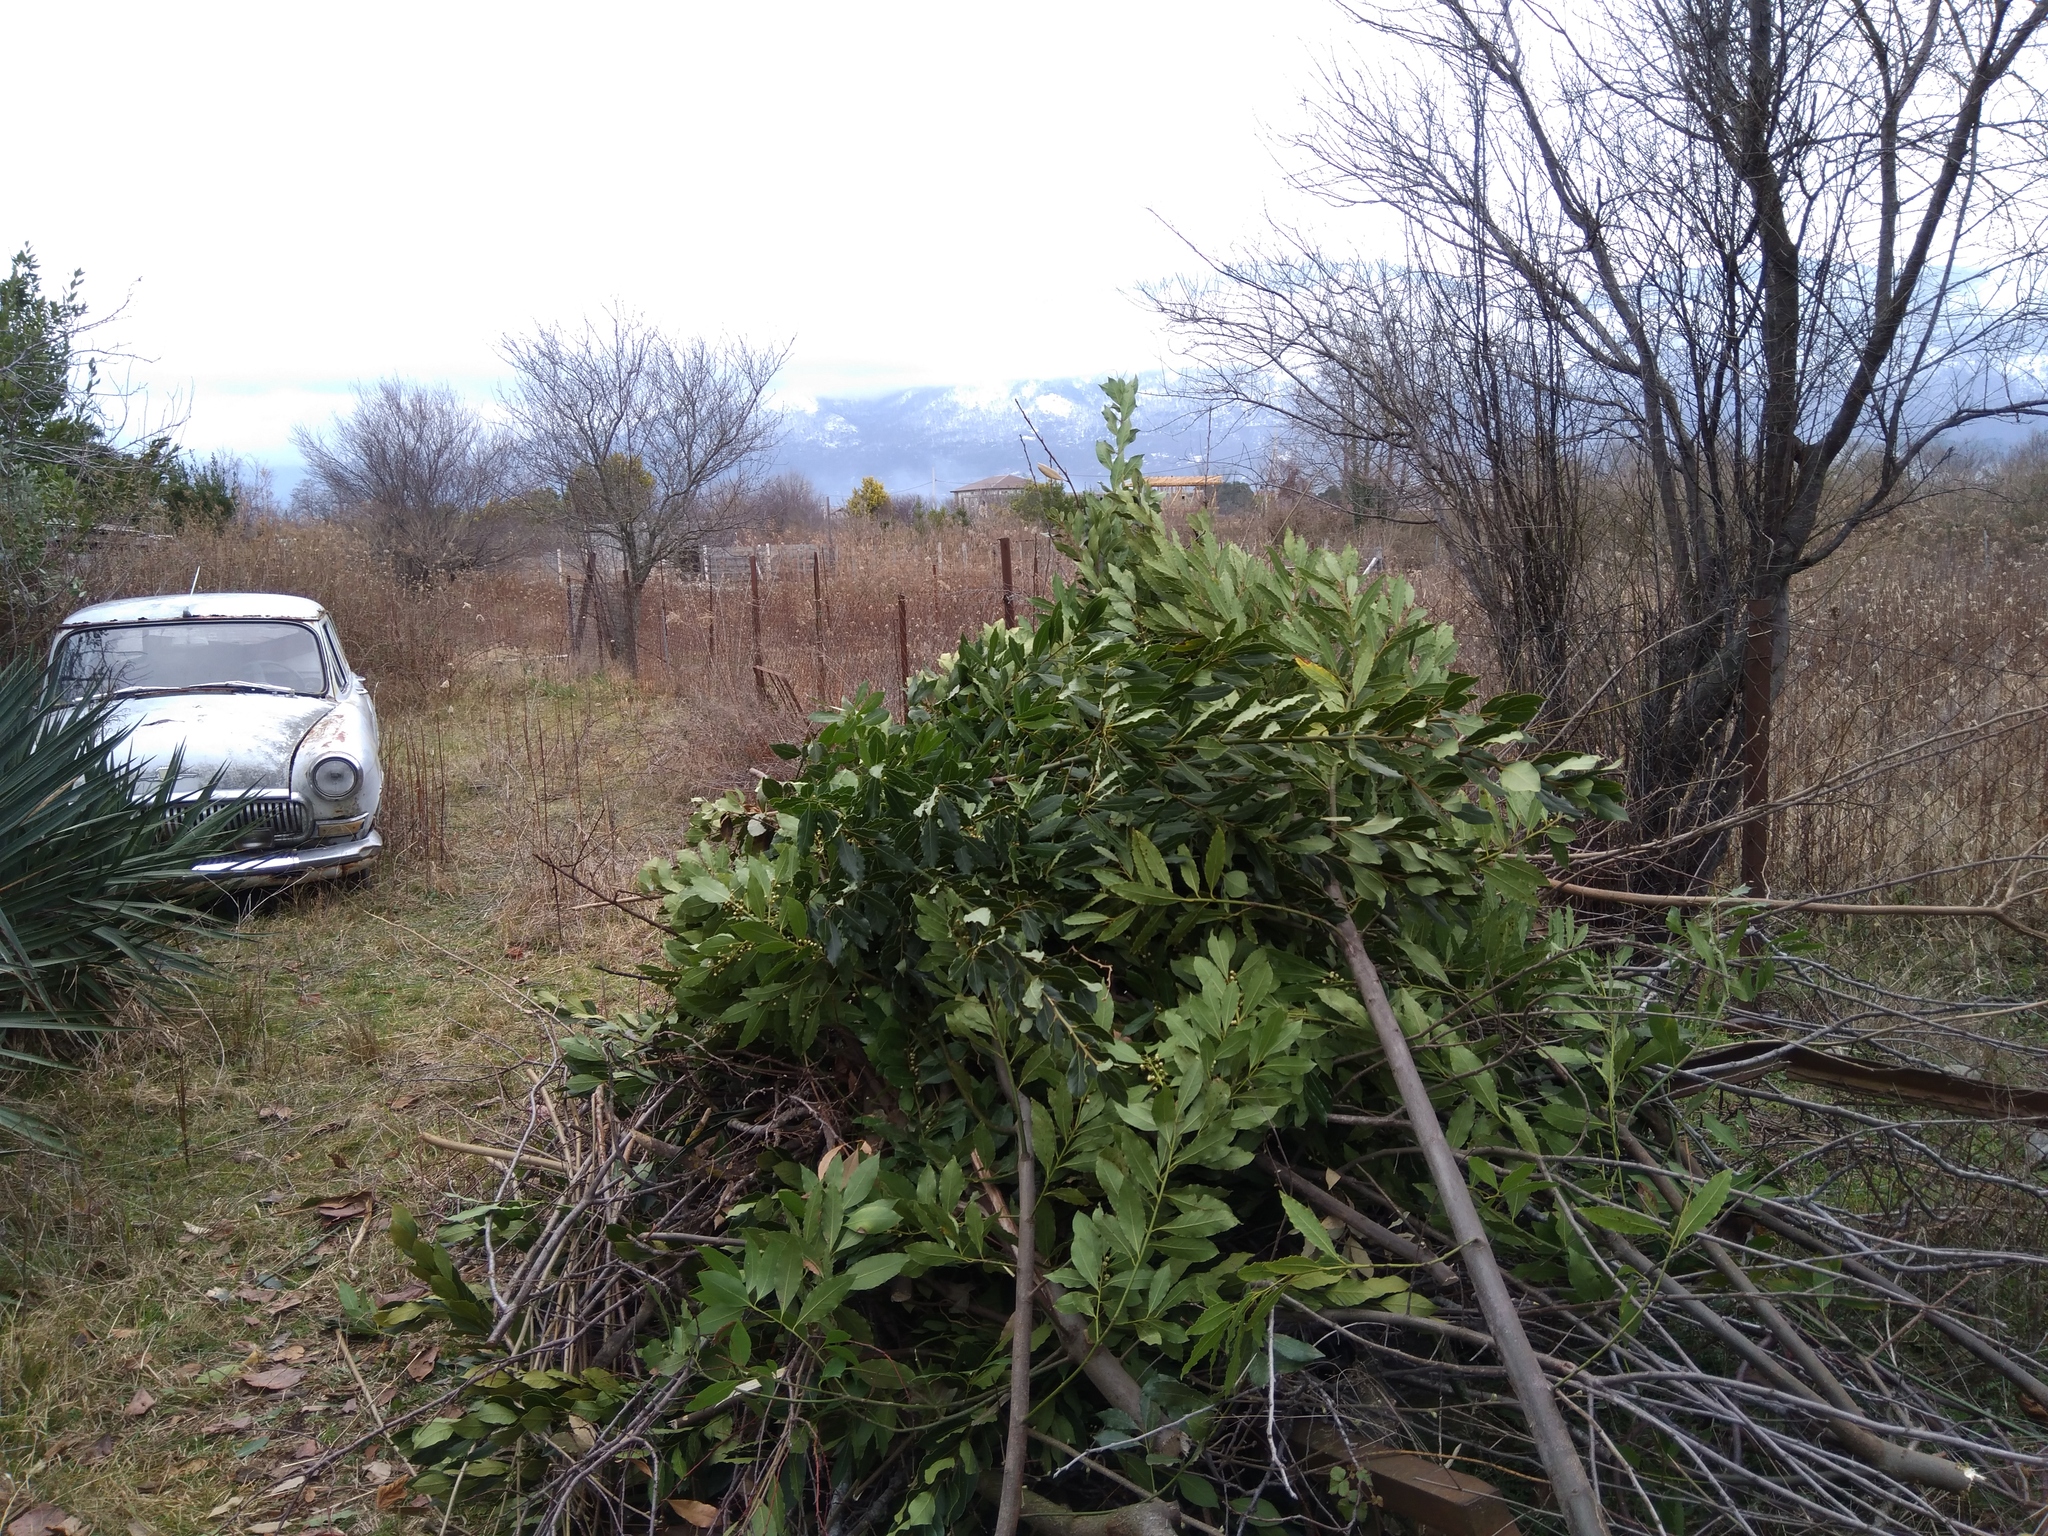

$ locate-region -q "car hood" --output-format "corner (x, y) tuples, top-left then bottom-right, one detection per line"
(106, 693), (335, 793)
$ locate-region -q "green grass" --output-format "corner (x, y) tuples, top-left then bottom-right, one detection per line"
(0, 668), (745, 1536)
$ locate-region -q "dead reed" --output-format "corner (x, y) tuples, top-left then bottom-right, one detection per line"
(65, 501), (2048, 930)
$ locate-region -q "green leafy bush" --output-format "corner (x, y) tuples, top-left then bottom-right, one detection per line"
(392, 382), (1759, 1530)
(0, 656), (233, 1150)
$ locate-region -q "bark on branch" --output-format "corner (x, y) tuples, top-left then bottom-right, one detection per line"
(992, 1050), (1037, 1536)
(1326, 884), (1608, 1536)
(1256, 1153), (1458, 1288)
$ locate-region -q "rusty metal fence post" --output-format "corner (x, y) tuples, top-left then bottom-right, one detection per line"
(812, 550), (827, 705)
(897, 594), (910, 720)
(1000, 536), (1015, 626)
(750, 555), (766, 698)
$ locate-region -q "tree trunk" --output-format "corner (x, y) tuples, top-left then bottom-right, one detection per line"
(619, 571), (643, 678)
(1736, 588), (1779, 891)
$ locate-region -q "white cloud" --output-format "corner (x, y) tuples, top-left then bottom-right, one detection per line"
(11, 0), (1371, 465)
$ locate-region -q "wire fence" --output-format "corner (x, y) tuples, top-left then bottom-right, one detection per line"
(562, 528), (1071, 720)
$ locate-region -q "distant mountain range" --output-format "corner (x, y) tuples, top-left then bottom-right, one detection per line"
(770, 376), (1272, 502)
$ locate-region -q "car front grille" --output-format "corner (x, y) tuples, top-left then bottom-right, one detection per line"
(169, 794), (315, 851)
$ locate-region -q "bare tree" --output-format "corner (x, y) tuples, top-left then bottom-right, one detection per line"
(1170, 261), (1600, 705)
(743, 471), (827, 536)
(1161, 0), (2048, 892)
(292, 379), (514, 587)
(500, 311), (787, 675)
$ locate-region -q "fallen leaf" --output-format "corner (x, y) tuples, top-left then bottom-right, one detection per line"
(234, 1286), (274, 1304)
(305, 1119), (348, 1135)
(6, 1512), (73, 1536)
(503, 944), (529, 959)
(171, 1362), (204, 1383)
(327, 1151), (351, 1170)
(2022, 1394), (2048, 1424)
(124, 1389), (156, 1417)
(241, 1366), (307, 1392)
(263, 1294), (304, 1318)
(372, 1478), (409, 1511)
(388, 1092), (421, 1111)
(247, 1524), (284, 1535)
(82, 1434), (117, 1465)
(403, 1344), (439, 1382)
(262, 1473), (306, 1499)
(668, 1500), (719, 1530)
(271, 1343), (309, 1364)
(204, 1416), (256, 1435)
(182, 1222), (213, 1237)
(306, 1191), (372, 1222)
(109, 1327), (140, 1340)
(257, 1106), (293, 1122)
(364, 1460), (394, 1485)
(372, 1378), (401, 1409)
(374, 1283), (426, 1306)
(290, 1436), (321, 1460)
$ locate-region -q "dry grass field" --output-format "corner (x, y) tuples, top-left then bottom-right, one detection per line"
(1, 496), (2042, 1534)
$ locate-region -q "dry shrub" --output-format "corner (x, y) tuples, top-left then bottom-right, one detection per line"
(1769, 519), (2048, 906)
(71, 500), (2046, 917)
(379, 711), (450, 867)
(76, 519), (534, 707)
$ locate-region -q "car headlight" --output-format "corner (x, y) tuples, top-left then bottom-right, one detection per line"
(311, 755), (361, 800)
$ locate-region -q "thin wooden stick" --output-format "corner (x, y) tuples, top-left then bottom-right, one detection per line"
(1744, 1201), (2048, 1412)
(1551, 879), (2048, 941)
(1326, 883), (1608, 1536)
(991, 1049), (1035, 1536)
(1025, 1429), (1225, 1536)
(418, 1130), (570, 1176)
(1256, 1153), (1456, 1288)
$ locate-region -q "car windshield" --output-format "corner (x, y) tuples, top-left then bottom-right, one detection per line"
(53, 621), (330, 700)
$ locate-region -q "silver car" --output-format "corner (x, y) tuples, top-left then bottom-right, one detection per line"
(47, 593), (385, 883)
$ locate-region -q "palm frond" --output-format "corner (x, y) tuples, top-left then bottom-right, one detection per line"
(0, 655), (242, 1149)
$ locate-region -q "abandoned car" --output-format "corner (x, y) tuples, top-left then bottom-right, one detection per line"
(46, 593), (384, 882)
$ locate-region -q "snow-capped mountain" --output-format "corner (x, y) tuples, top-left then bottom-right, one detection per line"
(770, 375), (1269, 501)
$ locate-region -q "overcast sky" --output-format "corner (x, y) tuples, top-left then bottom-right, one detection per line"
(11, 1), (1374, 475)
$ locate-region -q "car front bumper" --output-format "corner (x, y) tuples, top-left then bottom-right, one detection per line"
(190, 828), (384, 887)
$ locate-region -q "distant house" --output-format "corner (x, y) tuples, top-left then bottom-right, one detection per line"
(1146, 474), (1225, 512)
(953, 473), (1033, 516)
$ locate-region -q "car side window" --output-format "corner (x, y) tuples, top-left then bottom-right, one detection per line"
(323, 622), (353, 686)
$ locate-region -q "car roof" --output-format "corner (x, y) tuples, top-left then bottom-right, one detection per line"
(57, 593), (330, 627)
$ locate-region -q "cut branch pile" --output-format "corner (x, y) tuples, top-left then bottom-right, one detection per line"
(361, 384), (2048, 1535)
